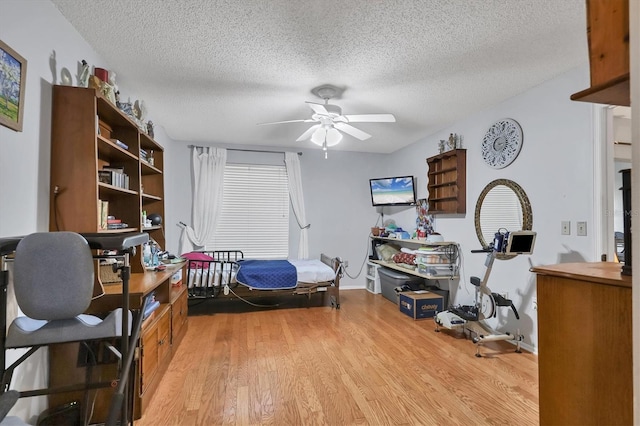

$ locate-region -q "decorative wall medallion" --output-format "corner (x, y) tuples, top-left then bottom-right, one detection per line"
(481, 118), (523, 169)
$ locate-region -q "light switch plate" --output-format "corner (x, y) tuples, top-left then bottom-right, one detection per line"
(561, 221), (570, 235)
(577, 221), (587, 236)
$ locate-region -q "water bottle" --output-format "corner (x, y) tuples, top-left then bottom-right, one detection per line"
(143, 243), (151, 266)
(152, 246), (159, 267)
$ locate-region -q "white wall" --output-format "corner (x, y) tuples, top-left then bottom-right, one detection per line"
(382, 66), (594, 351)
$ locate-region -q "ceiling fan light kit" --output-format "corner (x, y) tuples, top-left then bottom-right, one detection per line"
(258, 84), (396, 156)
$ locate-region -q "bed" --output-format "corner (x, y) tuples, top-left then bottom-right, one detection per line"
(184, 251), (342, 308)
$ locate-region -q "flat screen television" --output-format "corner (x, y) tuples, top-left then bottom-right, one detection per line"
(369, 176), (416, 206)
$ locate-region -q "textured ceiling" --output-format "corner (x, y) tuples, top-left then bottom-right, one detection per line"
(51, 0), (588, 154)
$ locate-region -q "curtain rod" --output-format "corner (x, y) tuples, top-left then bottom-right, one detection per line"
(188, 145), (302, 156)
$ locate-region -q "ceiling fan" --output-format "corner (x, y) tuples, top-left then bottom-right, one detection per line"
(258, 85), (396, 151)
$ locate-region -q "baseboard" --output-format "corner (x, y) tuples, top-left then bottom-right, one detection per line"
(340, 284), (366, 290)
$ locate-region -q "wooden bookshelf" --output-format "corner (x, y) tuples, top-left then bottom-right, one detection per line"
(50, 85), (165, 272)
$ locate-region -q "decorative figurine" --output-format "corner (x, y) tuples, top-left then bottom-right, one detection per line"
(147, 121), (154, 138)
(118, 98), (133, 116)
(78, 60), (90, 87)
(133, 99), (147, 122)
(101, 82), (116, 104)
(447, 133), (456, 150)
(439, 140), (445, 154)
(108, 71), (119, 95)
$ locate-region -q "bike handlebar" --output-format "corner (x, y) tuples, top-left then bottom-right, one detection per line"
(471, 248), (492, 253)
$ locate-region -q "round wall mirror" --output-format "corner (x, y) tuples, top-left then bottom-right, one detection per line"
(474, 179), (533, 259)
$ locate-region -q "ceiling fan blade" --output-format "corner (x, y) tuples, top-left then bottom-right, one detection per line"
(334, 122), (371, 140)
(296, 124), (321, 141)
(306, 102), (329, 115)
(257, 119), (314, 126)
(343, 114), (396, 123)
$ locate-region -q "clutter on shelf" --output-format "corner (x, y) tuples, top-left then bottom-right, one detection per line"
(439, 133), (463, 153)
(77, 59), (156, 137)
(415, 198), (434, 238)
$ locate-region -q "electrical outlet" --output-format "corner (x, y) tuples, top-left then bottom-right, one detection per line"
(561, 221), (570, 235)
(343, 260), (349, 268)
(577, 221), (587, 236)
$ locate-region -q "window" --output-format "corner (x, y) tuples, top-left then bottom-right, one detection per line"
(208, 163), (289, 259)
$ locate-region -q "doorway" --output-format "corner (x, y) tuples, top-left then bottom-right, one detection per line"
(603, 106), (632, 262)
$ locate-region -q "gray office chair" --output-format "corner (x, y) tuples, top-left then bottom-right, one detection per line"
(0, 231), (149, 426)
(8, 232), (130, 348)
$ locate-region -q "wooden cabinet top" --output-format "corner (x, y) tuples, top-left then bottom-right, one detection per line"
(426, 148), (466, 165)
(570, 0), (630, 106)
(531, 261), (630, 289)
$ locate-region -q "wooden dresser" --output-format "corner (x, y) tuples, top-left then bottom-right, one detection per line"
(531, 262), (632, 425)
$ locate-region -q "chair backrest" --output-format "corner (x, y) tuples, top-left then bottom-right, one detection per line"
(14, 232), (94, 320)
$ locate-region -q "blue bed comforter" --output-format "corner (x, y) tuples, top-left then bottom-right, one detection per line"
(236, 259), (298, 290)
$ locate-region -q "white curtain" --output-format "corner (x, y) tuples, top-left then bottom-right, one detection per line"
(179, 147), (227, 254)
(284, 152), (309, 259)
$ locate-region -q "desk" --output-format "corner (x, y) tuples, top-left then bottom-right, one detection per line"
(49, 263), (187, 421)
(531, 262), (631, 425)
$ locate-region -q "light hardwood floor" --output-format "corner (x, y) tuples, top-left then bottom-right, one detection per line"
(136, 290), (539, 425)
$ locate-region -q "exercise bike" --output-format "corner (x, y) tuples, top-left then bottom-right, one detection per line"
(434, 230), (537, 357)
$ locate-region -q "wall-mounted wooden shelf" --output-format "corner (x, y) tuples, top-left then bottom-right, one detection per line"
(426, 149), (466, 214)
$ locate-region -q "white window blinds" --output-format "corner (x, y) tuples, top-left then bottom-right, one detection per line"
(207, 163), (289, 259)
(479, 185), (524, 244)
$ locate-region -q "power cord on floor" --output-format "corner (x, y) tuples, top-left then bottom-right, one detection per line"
(227, 286), (281, 308)
(341, 232), (374, 280)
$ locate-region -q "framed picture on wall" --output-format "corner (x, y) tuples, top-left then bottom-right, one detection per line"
(0, 39), (27, 132)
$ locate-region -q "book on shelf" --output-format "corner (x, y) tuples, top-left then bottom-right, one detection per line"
(102, 166), (125, 173)
(110, 139), (129, 150)
(99, 200), (109, 230)
(99, 167), (129, 189)
(98, 170), (113, 185)
(107, 222), (129, 229)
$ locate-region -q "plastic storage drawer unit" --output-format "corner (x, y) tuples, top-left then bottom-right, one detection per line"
(377, 267), (425, 303)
